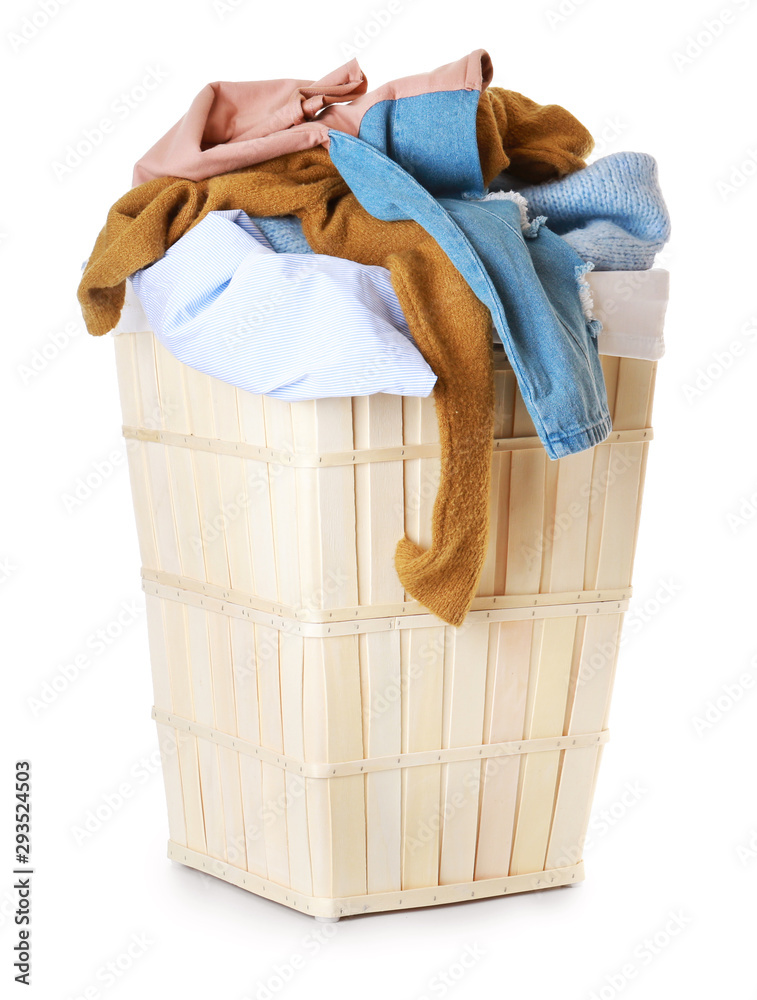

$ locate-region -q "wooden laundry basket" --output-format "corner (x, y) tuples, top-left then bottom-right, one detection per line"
(112, 278), (661, 920)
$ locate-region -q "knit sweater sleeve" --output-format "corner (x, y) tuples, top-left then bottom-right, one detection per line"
(475, 87), (594, 187)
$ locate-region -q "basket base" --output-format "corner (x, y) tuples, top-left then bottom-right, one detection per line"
(166, 841), (584, 919)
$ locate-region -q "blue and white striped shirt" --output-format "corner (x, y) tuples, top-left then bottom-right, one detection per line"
(129, 210), (436, 400)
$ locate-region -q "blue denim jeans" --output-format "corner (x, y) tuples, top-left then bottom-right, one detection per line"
(329, 120), (611, 458)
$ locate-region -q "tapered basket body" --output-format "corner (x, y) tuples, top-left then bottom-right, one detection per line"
(112, 271), (666, 919)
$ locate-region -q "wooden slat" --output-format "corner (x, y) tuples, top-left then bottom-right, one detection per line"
(539, 457), (560, 593)
(505, 392), (546, 595)
(509, 616), (577, 875)
(211, 380), (256, 596)
(134, 334), (181, 576)
(546, 614), (623, 869)
(546, 450), (595, 593)
(255, 623), (290, 886)
(229, 617), (267, 877)
(595, 443), (644, 590)
(583, 445), (611, 591)
(474, 620), (533, 879)
(236, 391), (278, 600)
(184, 365), (230, 588)
(353, 395), (405, 606)
(613, 358), (654, 431)
(324, 636), (366, 897)
(157, 598), (206, 853)
(630, 361), (657, 577)
(153, 342), (206, 582)
(400, 627), (444, 890)
(302, 641), (331, 899)
(290, 398), (359, 613)
(353, 392), (405, 893)
(479, 367), (515, 596)
(263, 398), (301, 608)
(359, 630), (402, 893)
(207, 611), (247, 871)
(185, 604), (226, 861)
(600, 355), (621, 423)
(278, 632), (312, 895)
(438, 624), (489, 884)
(303, 638), (366, 898)
(114, 335), (159, 581)
(602, 360), (654, 588)
(145, 594), (187, 847)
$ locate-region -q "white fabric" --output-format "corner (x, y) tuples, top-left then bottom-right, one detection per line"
(590, 268), (669, 361)
(127, 210), (437, 400)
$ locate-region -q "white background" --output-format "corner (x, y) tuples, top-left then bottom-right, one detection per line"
(3, 0), (756, 997)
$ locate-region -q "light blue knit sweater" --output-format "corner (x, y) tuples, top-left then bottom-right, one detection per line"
(493, 151), (671, 271)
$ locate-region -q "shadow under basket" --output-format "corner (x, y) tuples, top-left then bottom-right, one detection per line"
(112, 271), (667, 920)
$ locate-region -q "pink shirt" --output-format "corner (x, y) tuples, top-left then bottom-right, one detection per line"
(132, 50), (493, 186)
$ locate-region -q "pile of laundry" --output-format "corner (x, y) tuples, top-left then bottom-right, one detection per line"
(77, 49), (670, 626)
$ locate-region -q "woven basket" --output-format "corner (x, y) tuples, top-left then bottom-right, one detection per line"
(112, 272), (665, 920)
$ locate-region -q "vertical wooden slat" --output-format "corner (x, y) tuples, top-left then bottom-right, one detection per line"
(229, 617), (267, 877)
(144, 594), (187, 847)
(326, 636), (366, 898)
(184, 365), (230, 588)
(236, 390), (278, 601)
(546, 450), (595, 594)
(290, 398), (359, 613)
(539, 458), (560, 593)
(509, 616), (577, 874)
(505, 392), (546, 595)
(359, 631), (402, 893)
(302, 641), (331, 899)
(474, 620), (533, 879)
(583, 445), (611, 591)
(184, 604), (226, 861)
(478, 363), (515, 596)
(600, 355), (621, 424)
(400, 628), (444, 889)
(438, 624), (489, 884)
(595, 443), (644, 590)
(613, 358), (654, 431)
(583, 354), (622, 591)
(546, 614), (623, 869)
(279, 633), (313, 895)
(210, 381), (256, 597)
(134, 333), (181, 576)
(113, 334), (158, 570)
(353, 394), (405, 607)
(263, 398), (301, 608)
(159, 599), (207, 854)
(207, 611), (247, 871)
(303, 637), (366, 898)
(153, 341), (206, 581)
(593, 358), (653, 589)
(255, 623), (290, 886)
(353, 394), (404, 892)
(617, 359), (657, 575)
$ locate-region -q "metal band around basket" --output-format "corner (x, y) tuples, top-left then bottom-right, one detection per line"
(141, 568), (631, 625)
(123, 424), (653, 468)
(143, 578), (629, 636)
(152, 706), (609, 778)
